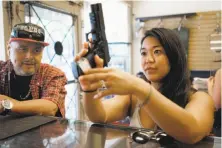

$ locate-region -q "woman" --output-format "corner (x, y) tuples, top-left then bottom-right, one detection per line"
(75, 28), (214, 144)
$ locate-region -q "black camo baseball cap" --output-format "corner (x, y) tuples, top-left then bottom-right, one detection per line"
(9, 23), (49, 46)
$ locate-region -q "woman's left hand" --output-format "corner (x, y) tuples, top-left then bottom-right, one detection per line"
(207, 76), (214, 97)
(79, 68), (140, 99)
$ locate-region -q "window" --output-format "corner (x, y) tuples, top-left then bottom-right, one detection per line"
(104, 2), (131, 72)
(24, 2), (78, 119)
(0, 2), (5, 61)
(84, 2), (132, 72)
(25, 5), (75, 82)
(108, 43), (131, 72)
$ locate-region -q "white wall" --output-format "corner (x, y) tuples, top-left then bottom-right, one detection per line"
(133, 1), (221, 18)
(131, 1), (221, 74)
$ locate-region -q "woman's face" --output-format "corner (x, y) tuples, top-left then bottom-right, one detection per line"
(141, 37), (170, 83)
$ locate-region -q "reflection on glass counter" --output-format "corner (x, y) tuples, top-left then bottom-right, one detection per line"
(0, 115), (221, 148)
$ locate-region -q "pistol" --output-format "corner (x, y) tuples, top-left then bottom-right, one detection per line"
(72, 3), (110, 79)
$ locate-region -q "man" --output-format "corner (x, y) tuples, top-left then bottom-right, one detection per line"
(0, 23), (67, 117)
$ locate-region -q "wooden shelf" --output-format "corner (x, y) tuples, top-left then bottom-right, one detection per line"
(213, 60), (221, 62)
(136, 13), (196, 22)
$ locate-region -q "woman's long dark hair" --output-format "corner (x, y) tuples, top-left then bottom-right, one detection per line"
(141, 28), (190, 108)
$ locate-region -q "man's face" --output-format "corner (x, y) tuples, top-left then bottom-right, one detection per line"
(8, 40), (44, 76)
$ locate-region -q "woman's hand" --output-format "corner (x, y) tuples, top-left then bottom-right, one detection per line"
(79, 68), (141, 99)
(74, 42), (104, 92)
(207, 76), (214, 97)
(74, 42), (104, 68)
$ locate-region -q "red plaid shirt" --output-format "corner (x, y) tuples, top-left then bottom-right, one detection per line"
(0, 60), (67, 117)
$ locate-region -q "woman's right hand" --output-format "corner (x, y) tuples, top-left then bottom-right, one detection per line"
(74, 42), (104, 92)
(74, 42), (104, 68)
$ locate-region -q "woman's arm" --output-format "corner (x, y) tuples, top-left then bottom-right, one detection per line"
(82, 92), (130, 123)
(135, 81), (214, 144)
(207, 76), (214, 97)
(212, 69), (221, 110)
(76, 43), (132, 123)
(81, 68), (214, 144)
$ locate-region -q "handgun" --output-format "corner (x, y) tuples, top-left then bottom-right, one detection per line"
(72, 3), (110, 79)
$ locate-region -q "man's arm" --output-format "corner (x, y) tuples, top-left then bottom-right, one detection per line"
(0, 95), (58, 116)
(0, 70), (67, 117)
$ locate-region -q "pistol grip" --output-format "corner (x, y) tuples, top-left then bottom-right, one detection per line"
(71, 62), (84, 79)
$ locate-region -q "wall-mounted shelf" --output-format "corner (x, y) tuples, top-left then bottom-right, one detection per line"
(213, 60), (221, 62)
(136, 13), (196, 22)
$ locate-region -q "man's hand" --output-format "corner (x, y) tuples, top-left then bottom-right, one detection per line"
(0, 95), (20, 112)
(0, 95), (59, 116)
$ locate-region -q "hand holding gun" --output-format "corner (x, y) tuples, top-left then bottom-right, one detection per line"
(72, 3), (110, 79)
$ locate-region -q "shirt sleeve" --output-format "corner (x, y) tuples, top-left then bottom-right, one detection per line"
(41, 67), (67, 117)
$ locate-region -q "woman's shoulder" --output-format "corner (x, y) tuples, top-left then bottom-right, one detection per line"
(186, 90), (215, 113)
(187, 88), (213, 104)
(190, 87), (198, 94)
(215, 69), (221, 79)
(187, 87), (198, 100)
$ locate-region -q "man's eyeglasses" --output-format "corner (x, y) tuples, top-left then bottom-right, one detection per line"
(130, 130), (175, 146)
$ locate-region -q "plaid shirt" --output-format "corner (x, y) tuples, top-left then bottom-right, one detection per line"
(0, 60), (67, 117)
